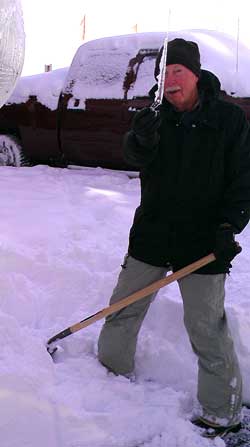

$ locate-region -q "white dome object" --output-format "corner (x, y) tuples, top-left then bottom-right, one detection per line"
(0, 0), (25, 108)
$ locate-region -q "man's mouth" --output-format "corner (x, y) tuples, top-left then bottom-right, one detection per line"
(165, 86), (181, 94)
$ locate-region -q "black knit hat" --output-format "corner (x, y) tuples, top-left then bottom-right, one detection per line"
(154, 38), (201, 80)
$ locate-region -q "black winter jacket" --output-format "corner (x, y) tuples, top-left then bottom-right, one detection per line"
(123, 70), (250, 274)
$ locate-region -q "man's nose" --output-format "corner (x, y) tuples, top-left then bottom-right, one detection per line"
(165, 73), (176, 85)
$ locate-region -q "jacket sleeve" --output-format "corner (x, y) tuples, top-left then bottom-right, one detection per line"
(220, 108), (250, 233)
(123, 130), (159, 168)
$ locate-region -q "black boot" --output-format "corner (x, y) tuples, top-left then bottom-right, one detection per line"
(192, 417), (242, 439)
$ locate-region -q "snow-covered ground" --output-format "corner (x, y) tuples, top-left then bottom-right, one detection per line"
(0, 164), (250, 447)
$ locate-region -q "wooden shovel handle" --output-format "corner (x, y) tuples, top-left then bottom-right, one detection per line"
(47, 253), (216, 346)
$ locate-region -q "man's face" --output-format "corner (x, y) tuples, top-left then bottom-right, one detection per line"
(164, 64), (199, 111)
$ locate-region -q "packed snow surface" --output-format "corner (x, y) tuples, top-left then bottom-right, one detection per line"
(0, 164), (250, 447)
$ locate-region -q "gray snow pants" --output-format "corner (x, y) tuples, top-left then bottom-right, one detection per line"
(98, 255), (242, 426)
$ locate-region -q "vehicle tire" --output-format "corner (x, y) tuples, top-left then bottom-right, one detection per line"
(0, 134), (27, 166)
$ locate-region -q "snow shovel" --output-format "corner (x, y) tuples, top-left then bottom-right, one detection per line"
(47, 253), (216, 356)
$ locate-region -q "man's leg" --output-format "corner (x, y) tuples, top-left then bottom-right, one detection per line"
(98, 255), (167, 375)
(178, 273), (242, 426)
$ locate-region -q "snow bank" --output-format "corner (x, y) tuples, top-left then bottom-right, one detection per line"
(0, 165), (249, 446)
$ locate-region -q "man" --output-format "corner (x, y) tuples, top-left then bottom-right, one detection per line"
(98, 38), (250, 437)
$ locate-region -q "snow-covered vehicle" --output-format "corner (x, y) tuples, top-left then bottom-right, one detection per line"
(0, 29), (250, 169)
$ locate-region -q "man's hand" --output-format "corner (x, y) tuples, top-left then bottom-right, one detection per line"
(214, 223), (242, 262)
(132, 108), (161, 145)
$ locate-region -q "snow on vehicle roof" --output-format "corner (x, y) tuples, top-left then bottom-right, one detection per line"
(6, 67), (68, 110)
(7, 29), (250, 110)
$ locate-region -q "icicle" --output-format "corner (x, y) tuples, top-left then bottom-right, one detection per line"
(151, 8), (171, 111)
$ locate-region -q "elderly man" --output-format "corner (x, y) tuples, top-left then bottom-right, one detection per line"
(98, 38), (250, 438)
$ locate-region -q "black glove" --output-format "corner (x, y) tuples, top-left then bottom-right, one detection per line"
(132, 107), (161, 146)
(214, 223), (242, 262)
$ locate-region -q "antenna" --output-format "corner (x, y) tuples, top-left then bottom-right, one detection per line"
(231, 15), (240, 96)
(236, 15), (240, 74)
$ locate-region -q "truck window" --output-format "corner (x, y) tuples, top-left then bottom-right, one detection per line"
(63, 48), (131, 101)
(126, 56), (156, 99)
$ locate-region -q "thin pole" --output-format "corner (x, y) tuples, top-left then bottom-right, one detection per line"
(236, 15), (240, 74)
